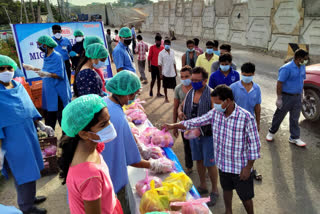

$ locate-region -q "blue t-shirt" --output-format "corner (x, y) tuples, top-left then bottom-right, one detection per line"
(209, 67), (240, 89)
(101, 97), (141, 193)
(112, 41), (136, 72)
(230, 81), (261, 116)
(52, 36), (72, 61)
(278, 60), (306, 94)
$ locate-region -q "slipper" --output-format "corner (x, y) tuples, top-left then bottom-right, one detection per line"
(157, 94), (164, 97)
(197, 186), (208, 195)
(253, 169), (262, 181)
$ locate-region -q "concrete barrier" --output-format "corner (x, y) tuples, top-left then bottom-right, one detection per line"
(246, 17), (271, 48)
(304, 0), (320, 17)
(300, 17), (320, 55)
(202, 6), (215, 28)
(248, 0), (273, 17)
(176, 0), (184, 17)
(271, 0), (304, 35)
(229, 30), (247, 46)
(215, 0), (233, 17)
(230, 3), (249, 31)
(214, 17), (230, 41)
(163, 1), (170, 17)
(192, 0), (204, 17)
(192, 17), (203, 37)
(175, 17), (185, 35)
(269, 34), (299, 51)
(203, 28), (214, 40)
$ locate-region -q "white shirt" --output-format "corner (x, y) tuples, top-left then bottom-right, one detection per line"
(158, 49), (176, 77)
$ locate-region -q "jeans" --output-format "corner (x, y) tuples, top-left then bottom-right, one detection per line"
(138, 60), (147, 80)
(269, 94), (302, 139)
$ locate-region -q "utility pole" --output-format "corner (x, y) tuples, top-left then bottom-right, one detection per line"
(2, 6), (12, 24)
(30, 0), (36, 23)
(22, 0), (29, 23)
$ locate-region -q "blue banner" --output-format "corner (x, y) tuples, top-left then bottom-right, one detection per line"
(11, 21), (112, 83)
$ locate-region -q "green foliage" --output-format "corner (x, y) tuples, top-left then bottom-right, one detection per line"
(0, 37), (19, 64)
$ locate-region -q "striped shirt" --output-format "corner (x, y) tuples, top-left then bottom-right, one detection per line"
(135, 41), (148, 61)
(181, 104), (261, 174)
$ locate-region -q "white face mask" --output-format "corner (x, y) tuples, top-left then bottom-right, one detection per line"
(0, 71), (14, 83)
(90, 123), (117, 143)
(76, 37), (84, 42)
(54, 33), (62, 39)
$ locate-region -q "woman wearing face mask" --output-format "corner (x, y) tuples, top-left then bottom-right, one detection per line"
(70, 30), (85, 70)
(0, 55), (55, 214)
(59, 94), (123, 214)
(173, 65), (193, 174)
(37, 35), (72, 132)
(74, 43), (109, 97)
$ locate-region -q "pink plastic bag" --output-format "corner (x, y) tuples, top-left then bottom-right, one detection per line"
(125, 109), (147, 125)
(127, 99), (146, 112)
(170, 197), (210, 214)
(151, 129), (174, 148)
(135, 170), (162, 197)
(183, 128), (201, 140)
(43, 145), (57, 157)
(141, 127), (159, 144)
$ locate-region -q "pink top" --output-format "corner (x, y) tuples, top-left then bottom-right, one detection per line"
(67, 155), (121, 214)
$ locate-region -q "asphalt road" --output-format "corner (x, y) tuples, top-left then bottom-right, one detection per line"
(1, 32), (319, 214)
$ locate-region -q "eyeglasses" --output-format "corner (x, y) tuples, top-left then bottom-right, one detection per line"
(0, 66), (13, 71)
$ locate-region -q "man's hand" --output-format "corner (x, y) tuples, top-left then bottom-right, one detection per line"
(257, 124), (260, 132)
(276, 96), (283, 109)
(178, 112), (187, 121)
(148, 66), (151, 73)
(161, 123), (175, 132)
(160, 74), (163, 80)
(240, 166), (251, 181)
(173, 129), (179, 138)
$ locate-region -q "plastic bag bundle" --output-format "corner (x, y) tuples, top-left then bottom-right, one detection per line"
(183, 128), (201, 140)
(163, 172), (193, 193)
(151, 129), (174, 148)
(125, 109), (147, 125)
(154, 157), (175, 173)
(157, 181), (187, 202)
(140, 180), (170, 214)
(124, 99), (146, 112)
(136, 170), (162, 197)
(138, 142), (164, 160)
(141, 127), (159, 144)
(170, 197), (210, 214)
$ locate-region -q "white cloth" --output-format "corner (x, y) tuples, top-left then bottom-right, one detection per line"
(158, 49), (176, 77)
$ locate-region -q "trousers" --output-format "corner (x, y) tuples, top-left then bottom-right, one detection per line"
(138, 60), (147, 80)
(181, 132), (193, 169)
(44, 96), (64, 130)
(269, 94), (302, 139)
(64, 60), (71, 84)
(14, 180), (36, 212)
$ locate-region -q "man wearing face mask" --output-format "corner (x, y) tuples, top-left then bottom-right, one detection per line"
(173, 66), (193, 174)
(231, 62), (262, 181)
(213, 40), (220, 56)
(112, 27), (136, 73)
(266, 49), (309, 147)
(195, 41), (219, 76)
(70, 30), (85, 70)
(36, 35), (72, 132)
(178, 67), (219, 206)
(209, 53), (240, 89)
(182, 40), (200, 68)
(73, 43), (109, 97)
(51, 25), (72, 84)
(211, 44), (237, 73)
(103, 71), (174, 213)
(163, 85), (261, 214)
(158, 39), (177, 103)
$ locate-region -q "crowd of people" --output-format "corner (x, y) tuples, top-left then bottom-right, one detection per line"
(0, 23), (309, 214)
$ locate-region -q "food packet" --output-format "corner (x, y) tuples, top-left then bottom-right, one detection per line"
(163, 172), (193, 192)
(170, 197), (210, 214)
(183, 128), (201, 140)
(151, 129), (174, 148)
(136, 170), (162, 197)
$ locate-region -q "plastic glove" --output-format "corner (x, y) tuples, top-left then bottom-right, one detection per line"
(0, 149), (5, 171)
(23, 63), (35, 70)
(150, 157), (174, 174)
(35, 71), (52, 78)
(38, 121), (55, 137)
(69, 51), (77, 57)
(276, 96), (282, 109)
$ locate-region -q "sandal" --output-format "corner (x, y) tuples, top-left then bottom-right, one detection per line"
(197, 186), (209, 195)
(253, 169), (262, 181)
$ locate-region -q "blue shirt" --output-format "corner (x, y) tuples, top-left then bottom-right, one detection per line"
(131, 27), (136, 38)
(230, 81), (262, 116)
(209, 67), (240, 89)
(52, 36), (72, 61)
(112, 41), (136, 72)
(278, 60), (306, 94)
(101, 97), (141, 193)
(42, 51), (72, 111)
(0, 81), (43, 185)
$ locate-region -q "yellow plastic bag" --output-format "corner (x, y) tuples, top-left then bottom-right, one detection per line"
(157, 182), (187, 202)
(163, 172), (193, 192)
(140, 180), (170, 214)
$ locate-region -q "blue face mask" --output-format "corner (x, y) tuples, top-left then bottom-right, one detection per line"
(93, 60), (105, 69)
(128, 95), (137, 105)
(214, 102), (227, 113)
(214, 50), (220, 56)
(90, 123), (117, 143)
(181, 79), (192, 86)
(165, 45), (170, 50)
(191, 81), (203, 90)
(220, 64), (230, 72)
(187, 48), (195, 52)
(242, 75), (253, 84)
(206, 48), (214, 54)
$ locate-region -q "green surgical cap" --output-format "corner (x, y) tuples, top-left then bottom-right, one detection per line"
(0, 55), (17, 70)
(73, 30), (84, 37)
(119, 27), (132, 38)
(61, 94), (107, 137)
(106, 70), (141, 96)
(37, 35), (58, 48)
(83, 36), (104, 50)
(85, 43), (109, 59)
